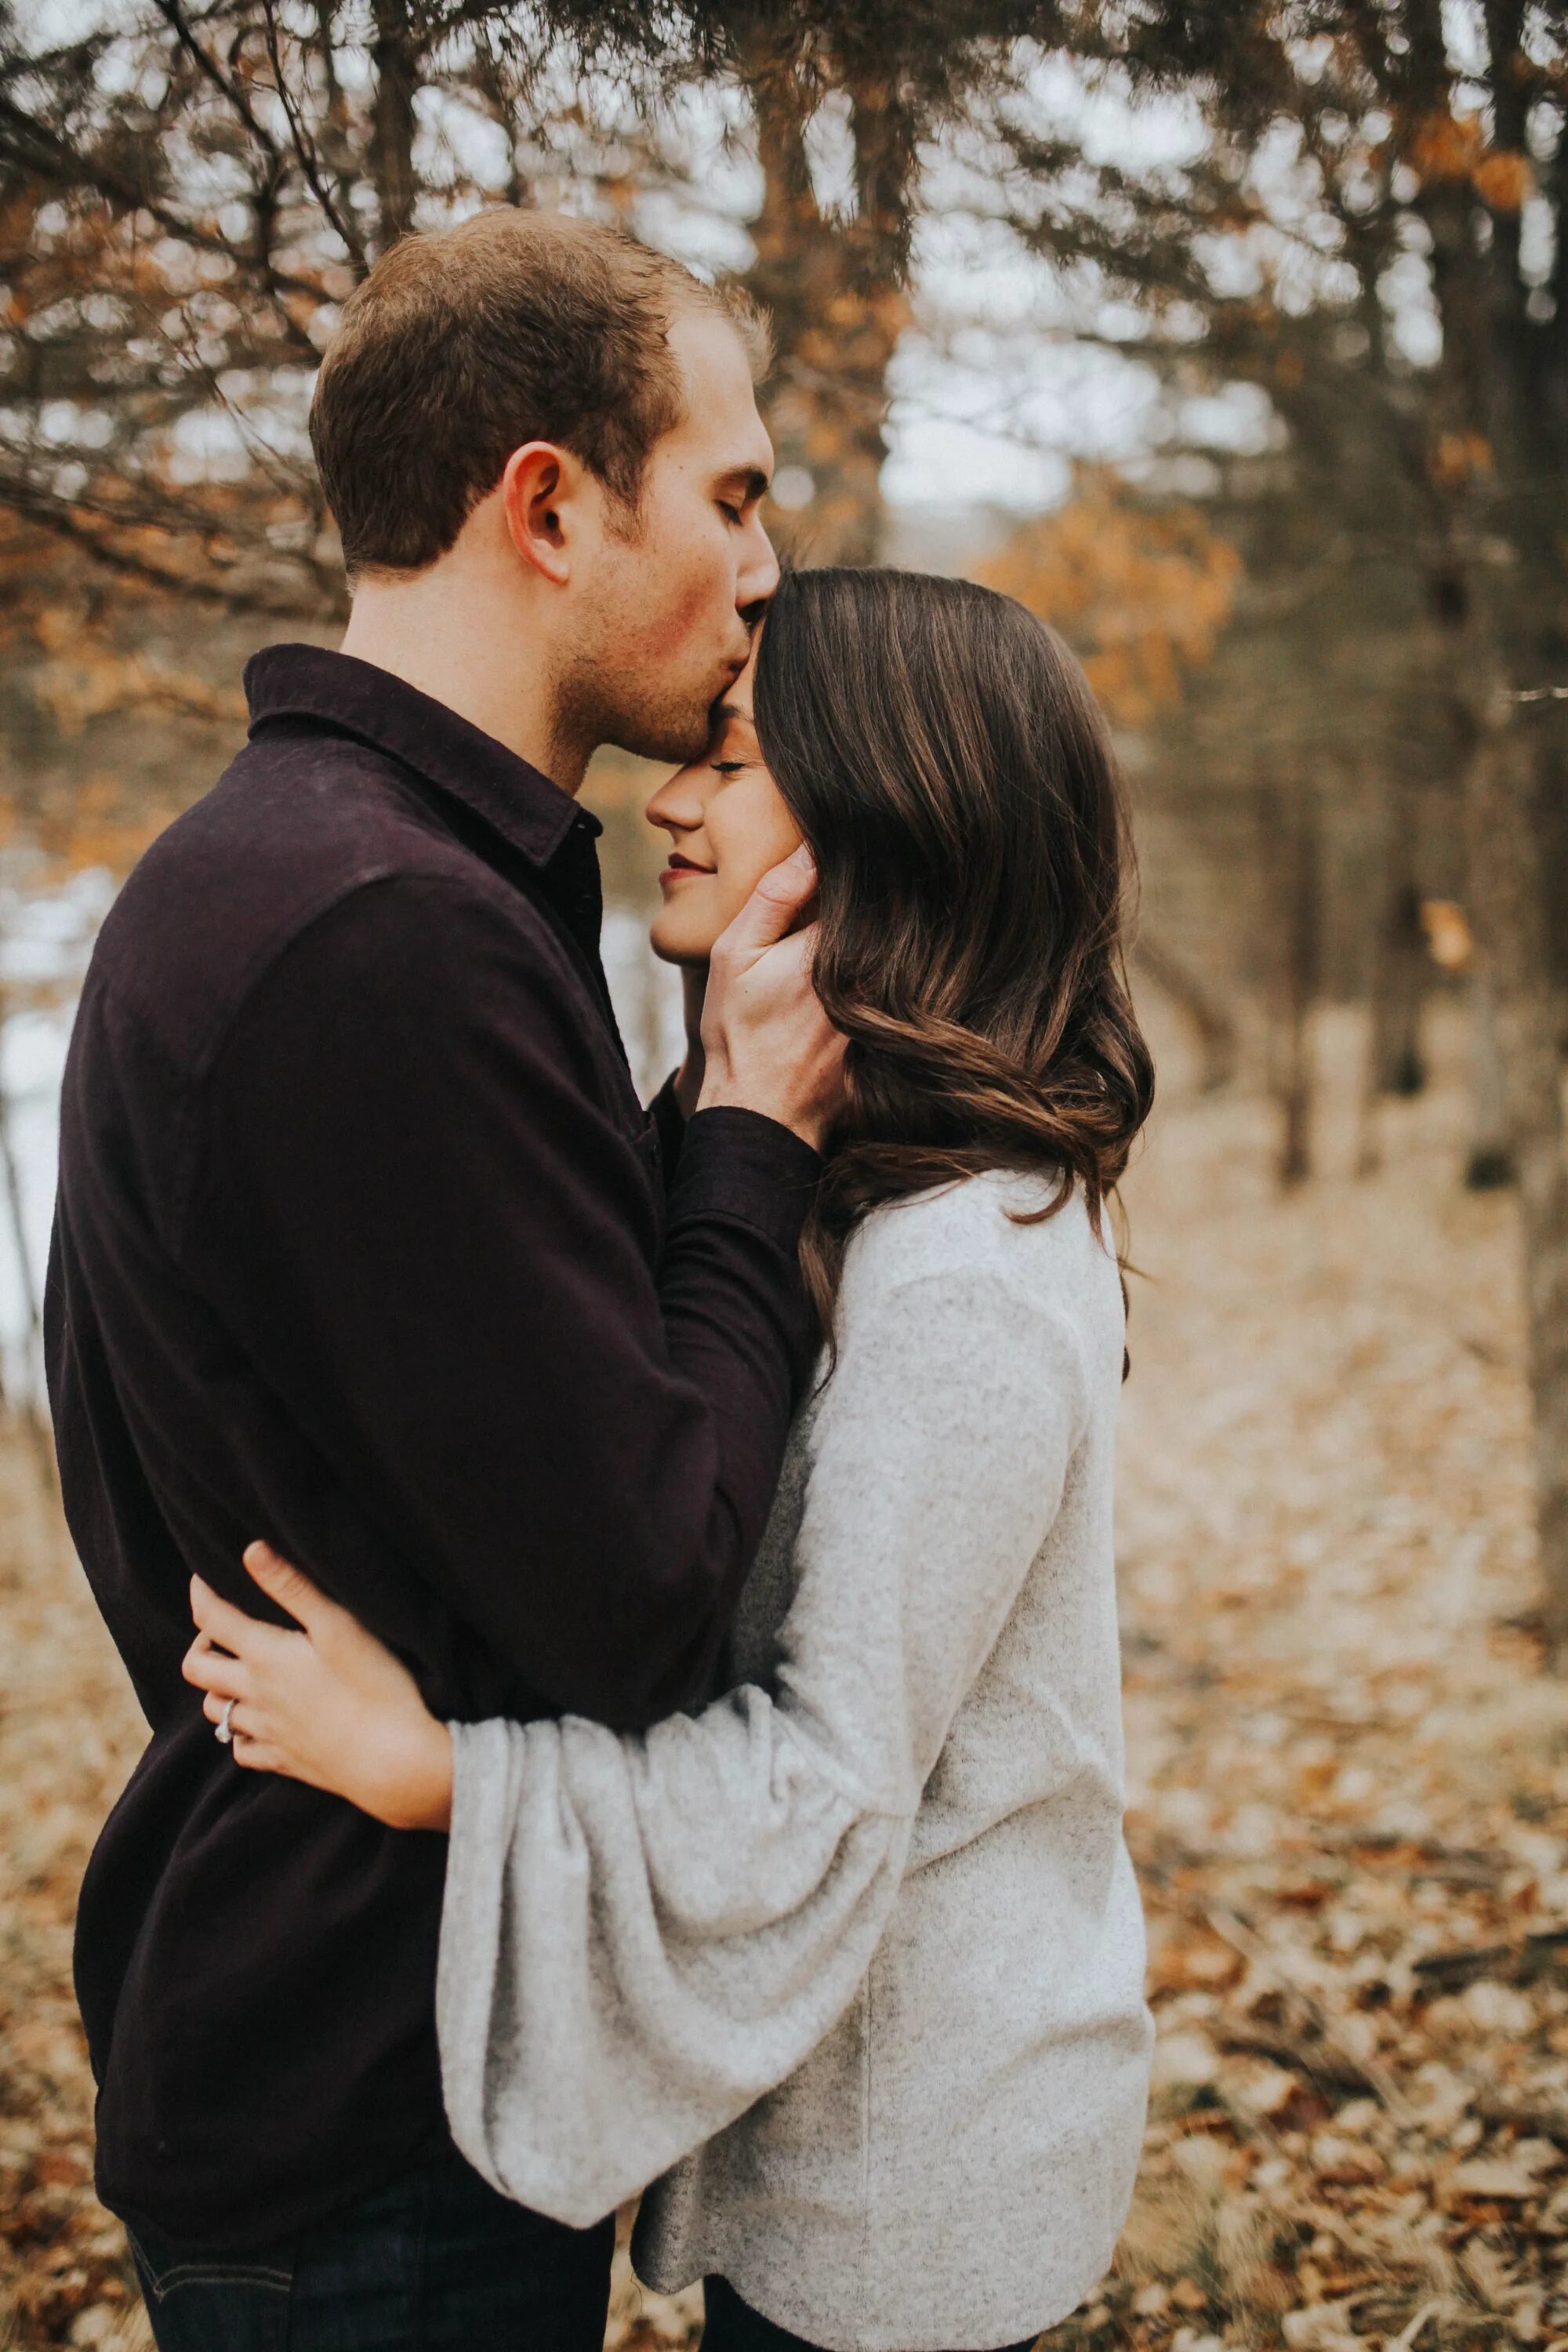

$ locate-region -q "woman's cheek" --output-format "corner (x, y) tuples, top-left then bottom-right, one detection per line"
(717, 863), (768, 933)
(652, 902), (706, 964)
(652, 877), (738, 964)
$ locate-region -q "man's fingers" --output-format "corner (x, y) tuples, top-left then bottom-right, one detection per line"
(242, 1541), (336, 1635)
(714, 845), (818, 961)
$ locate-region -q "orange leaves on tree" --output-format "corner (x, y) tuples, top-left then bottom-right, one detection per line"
(29, 628), (248, 740)
(40, 775), (169, 884)
(978, 469), (1242, 729)
(1420, 898), (1473, 972)
(1405, 109), (1488, 183)
(1403, 110), (1532, 212)
(1428, 430), (1494, 487)
(0, 518), (245, 885)
(1472, 149), (1533, 213)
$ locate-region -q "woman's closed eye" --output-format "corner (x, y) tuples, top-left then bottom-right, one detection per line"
(711, 758), (750, 777)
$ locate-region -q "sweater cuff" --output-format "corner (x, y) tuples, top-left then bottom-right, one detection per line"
(666, 1107), (821, 1252)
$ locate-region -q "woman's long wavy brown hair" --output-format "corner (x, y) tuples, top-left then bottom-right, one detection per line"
(750, 565), (1155, 1352)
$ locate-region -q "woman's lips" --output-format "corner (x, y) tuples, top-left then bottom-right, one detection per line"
(662, 856), (713, 882)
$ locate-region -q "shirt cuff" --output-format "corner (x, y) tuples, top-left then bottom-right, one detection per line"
(648, 1073), (688, 1189)
(666, 1107), (822, 1252)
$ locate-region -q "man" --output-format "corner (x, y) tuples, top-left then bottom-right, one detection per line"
(45, 211), (843, 2350)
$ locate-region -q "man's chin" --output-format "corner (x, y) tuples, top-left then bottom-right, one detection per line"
(612, 713), (713, 766)
(609, 677), (739, 768)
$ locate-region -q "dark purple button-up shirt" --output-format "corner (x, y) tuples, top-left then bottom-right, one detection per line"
(45, 644), (819, 2250)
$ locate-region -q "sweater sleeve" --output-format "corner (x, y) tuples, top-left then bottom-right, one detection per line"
(436, 1258), (1090, 2228)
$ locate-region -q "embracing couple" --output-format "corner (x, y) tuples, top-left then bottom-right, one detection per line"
(48, 209), (1155, 2352)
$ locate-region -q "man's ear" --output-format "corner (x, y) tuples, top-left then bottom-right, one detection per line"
(500, 441), (585, 586)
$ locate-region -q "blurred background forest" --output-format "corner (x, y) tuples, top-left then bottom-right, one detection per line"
(2, 2), (1568, 2348)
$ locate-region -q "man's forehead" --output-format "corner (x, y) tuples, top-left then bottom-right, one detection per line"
(667, 307), (771, 466)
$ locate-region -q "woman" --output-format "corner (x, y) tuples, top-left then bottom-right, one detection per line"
(184, 567), (1156, 2352)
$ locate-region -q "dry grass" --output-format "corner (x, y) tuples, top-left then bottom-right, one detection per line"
(3, 1003), (1563, 2349)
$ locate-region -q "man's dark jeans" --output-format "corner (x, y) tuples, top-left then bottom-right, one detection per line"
(127, 2153), (614, 2351)
(700, 2276), (1042, 2352)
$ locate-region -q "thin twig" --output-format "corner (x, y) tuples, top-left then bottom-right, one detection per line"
(1388, 2298), (1442, 2352)
(152, 0), (281, 160)
(0, 481), (338, 618)
(155, 308), (322, 496)
(259, 0), (368, 272)
(1212, 2020), (1378, 2100)
(0, 92), (320, 300)
(1203, 1901), (1420, 2130)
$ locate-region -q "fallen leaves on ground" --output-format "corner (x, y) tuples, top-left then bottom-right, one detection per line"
(2, 1006), (1562, 2350)
(1076, 1008), (1563, 2352)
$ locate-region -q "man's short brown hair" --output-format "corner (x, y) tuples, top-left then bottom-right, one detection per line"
(310, 211), (766, 579)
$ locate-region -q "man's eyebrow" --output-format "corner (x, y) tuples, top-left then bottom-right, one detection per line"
(715, 464), (770, 502)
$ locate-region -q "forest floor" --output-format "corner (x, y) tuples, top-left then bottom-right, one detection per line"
(3, 1007), (1565, 2352)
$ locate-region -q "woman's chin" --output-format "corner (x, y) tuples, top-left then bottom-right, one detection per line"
(649, 917), (716, 970)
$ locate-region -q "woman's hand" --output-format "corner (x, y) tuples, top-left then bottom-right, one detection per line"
(182, 1544), (454, 1831)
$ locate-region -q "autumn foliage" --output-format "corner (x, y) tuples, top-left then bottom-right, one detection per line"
(980, 472), (1243, 731)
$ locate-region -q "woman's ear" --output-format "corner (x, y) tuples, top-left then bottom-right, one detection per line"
(500, 441), (582, 586)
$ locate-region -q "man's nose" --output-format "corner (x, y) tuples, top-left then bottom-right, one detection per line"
(736, 511), (781, 624)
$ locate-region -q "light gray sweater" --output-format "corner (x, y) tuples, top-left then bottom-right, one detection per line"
(437, 1174), (1152, 2352)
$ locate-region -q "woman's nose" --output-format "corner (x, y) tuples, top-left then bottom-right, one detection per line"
(647, 771), (709, 834)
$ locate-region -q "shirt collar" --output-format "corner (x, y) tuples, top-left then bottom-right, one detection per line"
(242, 644), (601, 868)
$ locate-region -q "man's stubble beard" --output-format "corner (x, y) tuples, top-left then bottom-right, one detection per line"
(558, 522), (746, 767)
(556, 634), (720, 769)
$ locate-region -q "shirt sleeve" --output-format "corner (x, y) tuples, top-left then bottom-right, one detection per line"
(182, 873), (820, 1729)
(647, 1070), (688, 1192)
(435, 1259), (1090, 2227)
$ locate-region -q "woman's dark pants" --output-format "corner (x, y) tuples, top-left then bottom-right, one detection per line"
(127, 2151), (614, 2352)
(701, 2274), (1041, 2352)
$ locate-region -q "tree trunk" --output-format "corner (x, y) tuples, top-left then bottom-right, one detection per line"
(1356, 777), (1428, 1176)
(1425, 544), (1568, 1650)
(1369, 883), (1428, 1100)
(742, 58), (908, 565)
(1463, 706), (1568, 1656)
(1259, 779), (1320, 1188)
(369, 0), (418, 252)
(1399, 0), (1568, 1653)
(1132, 935), (1237, 1094)
(1275, 958), (1315, 1191)
(1466, 963), (1512, 1191)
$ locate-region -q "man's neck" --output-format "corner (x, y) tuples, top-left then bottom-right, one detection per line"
(339, 568), (591, 794)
